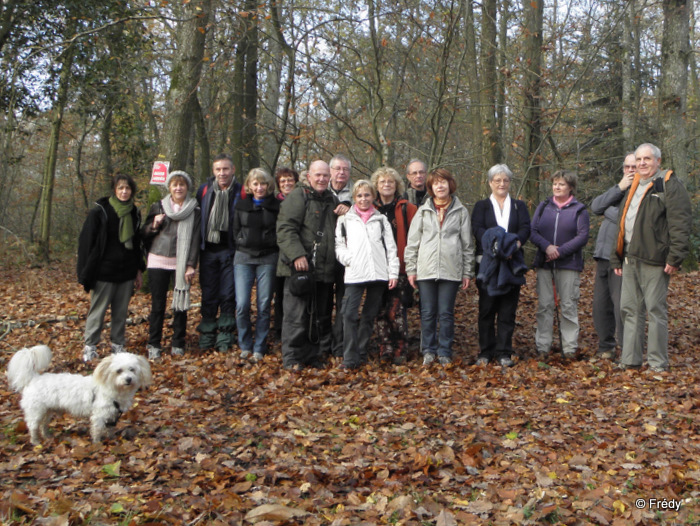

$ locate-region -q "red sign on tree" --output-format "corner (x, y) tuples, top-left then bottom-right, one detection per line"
(150, 161), (169, 185)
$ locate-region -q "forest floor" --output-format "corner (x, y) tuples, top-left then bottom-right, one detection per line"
(0, 260), (698, 525)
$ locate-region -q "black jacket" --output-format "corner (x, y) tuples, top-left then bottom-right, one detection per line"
(233, 194), (280, 257)
(77, 197), (144, 292)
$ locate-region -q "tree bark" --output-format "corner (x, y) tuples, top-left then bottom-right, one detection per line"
(521, 0), (543, 208)
(621, 0), (638, 151)
(37, 31), (76, 262)
(243, 0), (260, 170)
(480, 0), (501, 172)
(659, 0), (690, 181)
(160, 0), (212, 174)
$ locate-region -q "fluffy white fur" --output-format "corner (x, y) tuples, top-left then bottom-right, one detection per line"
(6, 345), (152, 444)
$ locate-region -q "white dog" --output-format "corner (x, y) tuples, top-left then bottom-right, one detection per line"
(6, 345), (152, 444)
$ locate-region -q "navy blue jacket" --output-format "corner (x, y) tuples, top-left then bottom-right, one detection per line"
(476, 227), (528, 296)
(196, 177), (243, 251)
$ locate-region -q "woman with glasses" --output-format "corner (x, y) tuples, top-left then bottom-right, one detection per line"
(471, 164), (531, 367)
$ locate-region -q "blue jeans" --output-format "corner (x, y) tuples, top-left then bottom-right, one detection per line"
(234, 263), (276, 354)
(417, 279), (460, 358)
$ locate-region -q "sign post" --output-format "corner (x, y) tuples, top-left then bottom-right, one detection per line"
(150, 161), (169, 185)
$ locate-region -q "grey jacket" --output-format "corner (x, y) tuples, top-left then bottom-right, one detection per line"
(142, 201), (201, 268)
(330, 180), (353, 205)
(590, 184), (625, 261)
(404, 196), (475, 281)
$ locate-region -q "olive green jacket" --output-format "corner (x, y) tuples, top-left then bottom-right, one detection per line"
(276, 184), (339, 282)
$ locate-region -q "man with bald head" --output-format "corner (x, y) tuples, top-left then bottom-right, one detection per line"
(276, 160), (340, 370)
(611, 143), (691, 373)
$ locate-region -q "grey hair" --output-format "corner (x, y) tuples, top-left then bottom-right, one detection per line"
(330, 154), (352, 170)
(635, 143), (661, 160)
(487, 164), (513, 182)
(406, 159), (427, 172)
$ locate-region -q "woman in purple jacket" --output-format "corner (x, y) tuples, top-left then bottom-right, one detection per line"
(530, 170), (590, 358)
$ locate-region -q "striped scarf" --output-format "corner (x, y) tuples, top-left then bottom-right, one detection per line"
(206, 184), (232, 243)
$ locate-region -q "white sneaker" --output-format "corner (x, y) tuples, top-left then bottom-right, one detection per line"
(147, 345), (162, 360)
(422, 353), (435, 366)
(82, 345), (98, 362)
(253, 352), (264, 362)
(240, 350), (252, 359)
(111, 343), (126, 354)
(438, 356), (452, 365)
(171, 347), (185, 356)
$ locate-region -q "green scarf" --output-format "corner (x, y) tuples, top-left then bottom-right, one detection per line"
(109, 196), (135, 250)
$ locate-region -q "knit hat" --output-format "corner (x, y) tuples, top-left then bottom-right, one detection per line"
(166, 170), (193, 191)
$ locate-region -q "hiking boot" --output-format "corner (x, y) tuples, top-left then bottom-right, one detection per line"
(147, 345), (162, 360)
(171, 347), (185, 356)
(438, 356), (452, 365)
(499, 357), (515, 367)
(82, 345), (98, 362)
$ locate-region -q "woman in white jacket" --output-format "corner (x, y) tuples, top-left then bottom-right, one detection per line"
(336, 180), (399, 369)
(404, 168), (475, 366)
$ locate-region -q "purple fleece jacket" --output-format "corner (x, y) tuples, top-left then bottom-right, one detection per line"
(530, 197), (590, 272)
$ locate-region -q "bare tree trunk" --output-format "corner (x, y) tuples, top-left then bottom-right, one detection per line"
(232, 38), (246, 172)
(659, 0), (690, 181)
(464, 0), (483, 192)
(243, 0), (260, 170)
(497, 0), (509, 157)
(521, 0), (544, 207)
(100, 106), (113, 192)
(480, 0), (501, 171)
(268, 0), (297, 172)
(193, 94), (210, 188)
(0, 0), (19, 53)
(37, 35), (76, 262)
(160, 0), (212, 174)
(621, 0), (638, 151)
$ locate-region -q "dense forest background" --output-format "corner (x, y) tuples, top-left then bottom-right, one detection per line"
(0, 0), (698, 263)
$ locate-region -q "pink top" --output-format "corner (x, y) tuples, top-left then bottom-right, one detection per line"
(553, 194), (574, 208)
(354, 204), (375, 223)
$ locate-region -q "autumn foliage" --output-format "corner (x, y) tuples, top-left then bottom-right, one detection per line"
(1, 262), (698, 525)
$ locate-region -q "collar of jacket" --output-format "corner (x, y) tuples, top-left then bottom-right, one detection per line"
(236, 194), (280, 211)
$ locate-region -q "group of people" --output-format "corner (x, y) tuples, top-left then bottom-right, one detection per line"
(77, 142), (692, 373)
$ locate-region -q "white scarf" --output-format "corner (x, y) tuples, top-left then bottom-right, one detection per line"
(489, 194), (511, 231)
(161, 195), (197, 311)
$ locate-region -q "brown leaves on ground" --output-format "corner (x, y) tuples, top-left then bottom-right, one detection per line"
(0, 261), (698, 525)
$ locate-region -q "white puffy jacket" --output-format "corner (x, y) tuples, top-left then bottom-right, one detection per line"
(404, 196), (475, 281)
(335, 207), (399, 284)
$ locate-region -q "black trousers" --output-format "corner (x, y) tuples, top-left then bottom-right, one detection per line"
(476, 280), (521, 360)
(281, 280), (333, 368)
(148, 268), (188, 349)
